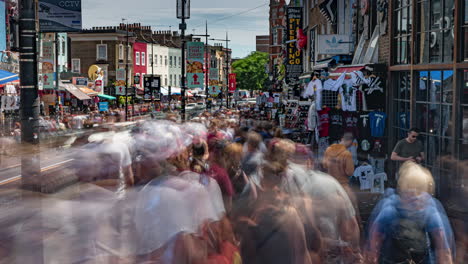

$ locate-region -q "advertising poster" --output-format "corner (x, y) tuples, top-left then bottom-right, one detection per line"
(38, 0), (82, 32)
(209, 85), (221, 95)
(285, 7), (303, 84)
(228, 73), (236, 93)
(99, 102), (109, 112)
(187, 42), (204, 89)
(42, 41), (55, 89)
(209, 67), (219, 95)
(115, 69), (126, 95)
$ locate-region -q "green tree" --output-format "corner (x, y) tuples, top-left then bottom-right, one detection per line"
(232, 51), (268, 94)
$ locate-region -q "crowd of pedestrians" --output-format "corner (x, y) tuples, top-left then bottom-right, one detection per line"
(1, 109), (461, 263)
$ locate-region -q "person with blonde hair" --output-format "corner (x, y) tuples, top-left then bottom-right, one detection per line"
(366, 161), (454, 264)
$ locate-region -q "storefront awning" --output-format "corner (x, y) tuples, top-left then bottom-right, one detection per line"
(98, 94), (116, 100)
(0, 70), (19, 85)
(62, 84), (92, 100)
(313, 58), (335, 71)
(331, 65), (365, 74)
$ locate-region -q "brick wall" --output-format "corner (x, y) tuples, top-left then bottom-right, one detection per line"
(378, 33), (390, 64)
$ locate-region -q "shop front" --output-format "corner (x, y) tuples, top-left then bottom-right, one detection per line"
(388, 0), (467, 217)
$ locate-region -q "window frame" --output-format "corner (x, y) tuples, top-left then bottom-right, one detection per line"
(118, 44), (124, 61)
(135, 51), (140, 66)
(71, 58), (80, 73)
(96, 44), (108, 61)
(142, 52), (146, 66)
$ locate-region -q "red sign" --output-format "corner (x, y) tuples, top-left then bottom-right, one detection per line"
(228, 73), (236, 93)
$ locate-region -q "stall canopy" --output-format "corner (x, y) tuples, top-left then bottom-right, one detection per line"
(0, 70), (19, 85)
(160, 87), (182, 95)
(62, 83), (92, 100)
(78, 86), (99, 96)
(98, 94), (116, 100)
(329, 65), (366, 78)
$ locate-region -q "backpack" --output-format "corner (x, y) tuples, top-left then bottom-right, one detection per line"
(389, 215), (430, 264)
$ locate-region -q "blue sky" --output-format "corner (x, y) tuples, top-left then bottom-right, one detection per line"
(82, 0), (269, 58)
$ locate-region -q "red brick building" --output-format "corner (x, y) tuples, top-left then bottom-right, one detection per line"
(268, 0), (286, 74)
(133, 42), (147, 88)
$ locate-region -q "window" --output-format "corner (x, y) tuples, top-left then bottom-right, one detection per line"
(164, 75), (167, 86)
(142, 52), (146, 66)
(170, 74), (173, 86)
(118, 44), (124, 60)
(71, 58), (80, 73)
(160, 55), (162, 65)
(135, 52), (140, 65)
(179, 74), (181, 86)
(272, 29), (278, 45)
(179, 57), (181, 67)
(154, 54), (158, 65)
(149, 53), (153, 65)
(393, 1), (412, 64)
(127, 45), (132, 61)
(96, 44), (107, 60)
(392, 71), (411, 140)
(415, 0), (454, 63)
(170, 56), (173, 67)
(61, 40), (65, 56)
(165, 56), (168, 66)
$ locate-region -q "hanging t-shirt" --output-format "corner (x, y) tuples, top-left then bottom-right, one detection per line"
(362, 76), (385, 110)
(343, 111), (359, 137)
(371, 172), (387, 193)
(353, 164), (374, 190)
(323, 73), (346, 91)
(398, 112), (410, 138)
(304, 79), (323, 111)
(371, 138), (386, 158)
(307, 102), (318, 131)
(358, 112), (371, 139)
(318, 107), (331, 137)
(359, 138), (373, 153)
(328, 108), (344, 141)
(369, 155), (386, 173)
(369, 111), (387, 137)
(339, 80), (357, 111)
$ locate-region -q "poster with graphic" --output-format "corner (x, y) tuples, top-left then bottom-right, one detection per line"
(115, 69), (126, 95)
(209, 68), (219, 95)
(42, 41), (55, 89)
(187, 42), (204, 89)
(38, 0), (82, 32)
(228, 73), (236, 93)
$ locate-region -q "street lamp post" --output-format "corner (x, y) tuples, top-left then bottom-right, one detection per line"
(177, 0), (190, 121)
(123, 18), (129, 121)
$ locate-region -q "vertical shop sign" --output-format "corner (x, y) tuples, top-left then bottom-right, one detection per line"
(285, 7), (303, 84)
(115, 69), (126, 95)
(228, 73), (236, 93)
(42, 41), (55, 89)
(187, 42), (204, 89)
(209, 67), (219, 95)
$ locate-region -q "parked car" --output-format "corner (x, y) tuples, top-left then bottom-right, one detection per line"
(186, 103), (197, 111)
(196, 102), (206, 109)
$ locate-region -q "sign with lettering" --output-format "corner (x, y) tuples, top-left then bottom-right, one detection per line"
(42, 41), (56, 89)
(317, 35), (351, 55)
(39, 0), (82, 32)
(228, 73), (236, 93)
(187, 42), (204, 89)
(285, 7), (303, 84)
(115, 69), (126, 95)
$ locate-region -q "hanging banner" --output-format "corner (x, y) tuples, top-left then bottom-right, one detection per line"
(187, 42), (204, 89)
(228, 73), (236, 93)
(99, 102), (109, 112)
(209, 67), (219, 95)
(38, 0), (82, 32)
(115, 69), (126, 95)
(285, 7), (303, 84)
(42, 41), (55, 89)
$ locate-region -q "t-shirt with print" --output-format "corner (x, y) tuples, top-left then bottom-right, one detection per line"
(328, 108), (344, 141)
(353, 164), (374, 190)
(369, 111), (387, 137)
(339, 80), (357, 111)
(371, 172), (387, 193)
(398, 112), (410, 138)
(392, 139), (424, 159)
(362, 76), (385, 110)
(318, 107), (331, 137)
(343, 111), (359, 137)
(358, 112), (371, 139)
